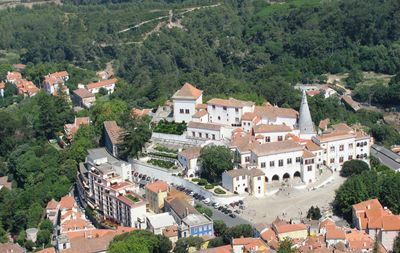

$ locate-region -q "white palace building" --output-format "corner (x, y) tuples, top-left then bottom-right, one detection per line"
(170, 83), (372, 195)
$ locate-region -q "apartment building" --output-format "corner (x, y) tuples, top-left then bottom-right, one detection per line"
(222, 168), (266, 197)
(145, 180), (169, 213)
(207, 98), (254, 126)
(84, 148), (146, 228)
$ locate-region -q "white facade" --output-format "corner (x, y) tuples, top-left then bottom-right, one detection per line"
(207, 99), (254, 126)
(173, 98), (199, 123)
(222, 168), (266, 197)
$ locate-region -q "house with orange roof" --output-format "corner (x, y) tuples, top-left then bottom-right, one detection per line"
(6, 71), (22, 84)
(86, 78), (117, 94)
(207, 97), (255, 127)
(325, 226), (346, 247)
(241, 112), (260, 133)
(72, 88), (96, 108)
(15, 79), (40, 97)
(59, 195), (77, 211)
(103, 121), (123, 157)
(46, 199), (59, 225)
(172, 82), (203, 123)
(131, 107), (152, 118)
(64, 117), (90, 140)
(222, 168), (266, 197)
(345, 229), (374, 252)
(178, 147), (202, 177)
(352, 199), (400, 251)
(232, 237), (271, 253)
(253, 124), (292, 144)
(145, 180), (169, 213)
(253, 103), (298, 128)
(272, 218), (308, 241)
(43, 71), (69, 96)
(192, 109), (209, 123)
(36, 247), (56, 253)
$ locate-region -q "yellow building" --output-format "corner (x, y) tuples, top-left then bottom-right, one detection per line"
(145, 181), (169, 213)
(272, 218), (308, 241)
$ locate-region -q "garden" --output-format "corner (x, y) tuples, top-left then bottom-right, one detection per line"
(153, 120), (187, 135)
(147, 159), (176, 170)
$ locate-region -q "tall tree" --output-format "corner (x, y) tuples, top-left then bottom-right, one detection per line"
(199, 145), (233, 182)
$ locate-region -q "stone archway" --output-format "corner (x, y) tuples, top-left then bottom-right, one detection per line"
(293, 171), (301, 178)
(283, 173), (290, 180)
(272, 175), (279, 181)
(265, 176), (269, 182)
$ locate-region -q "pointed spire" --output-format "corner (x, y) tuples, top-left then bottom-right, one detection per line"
(299, 90), (315, 135)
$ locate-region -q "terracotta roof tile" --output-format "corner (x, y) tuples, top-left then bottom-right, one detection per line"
(207, 98), (254, 108)
(318, 118), (330, 130)
(103, 121), (123, 145)
(326, 227), (346, 239)
(254, 105), (298, 120)
(179, 147), (202, 160)
(162, 224), (178, 238)
(145, 180), (169, 193)
(59, 196), (76, 210)
(253, 124), (291, 133)
(86, 78), (117, 90)
(187, 121), (221, 131)
(193, 109), (208, 118)
(0, 81), (5, 89)
(46, 199), (59, 209)
(305, 140), (323, 151)
(73, 88), (95, 98)
(303, 149), (315, 158)
(274, 223), (307, 234)
(253, 140), (303, 156)
(172, 82), (202, 99)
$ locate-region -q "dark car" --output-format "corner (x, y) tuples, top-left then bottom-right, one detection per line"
(238, 200), (244, 205)
(218, 206), (224, 211)
(239, 205), (245, 210)
(227, 209), (233, 214)
(234, 210), (240, 214)
(229, 213), (236, 218)
(223, 210), (229, 214)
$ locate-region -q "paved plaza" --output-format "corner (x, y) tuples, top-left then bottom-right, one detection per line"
(240, 169), (345, 224)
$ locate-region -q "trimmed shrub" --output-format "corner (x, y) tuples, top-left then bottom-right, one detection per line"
(214, 188), (226, 194)
(205, 184), (214, 189)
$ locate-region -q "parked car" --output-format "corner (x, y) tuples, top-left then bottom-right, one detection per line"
(203, 198), (210, 204)
(229, 213), (236, 218)
(234, 210), (241, 214)
(239, 205), (245, 210)
(230, 202), (236, 208)
(238, 200), (244, 205)
(213, 203), (220, 208)
(218, 206), (224, 211)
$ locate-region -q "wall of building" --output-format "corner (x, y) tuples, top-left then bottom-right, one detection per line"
(255, 131), (290, 144)
(277, 230), (308, 241)
(187, 127), (221, 141)
(173, 98), (197, 123)
(251, 175), (265, 197)
(381, 230), (397, 252)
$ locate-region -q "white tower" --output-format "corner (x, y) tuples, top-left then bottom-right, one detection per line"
(299, 90), (316, 140)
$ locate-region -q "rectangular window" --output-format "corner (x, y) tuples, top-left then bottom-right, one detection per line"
(296, 157), (301, 163)
(185, 109), (190, 114)
(258, 176), (261, 181)
(330, 146), (335, 152)
(278, 136), (283, 141)
(307, 166), (312, 171)
(270, 161), (275, 167)
(287, 158), (292, 164)
(212, 134), (215, 140)
(245, 156), (250, 162)
(223, 106), (227, 111)
(330, 158), (335, 163)
(261, 162), (266, 168)
(339, 145), (344, 151)
(235, 108), (239, 112)
(235, 117), (239, 123)
(236, 177), (239, 181)
(206, 133), (209, 139)
(348, 155), (353, 160)
(192, 132), (195, 137)
(180, 109), (184, 113)
(349, 143), (353, 149)
(242, 176), (245, 179)
(339, 157), (344, 163)
(199, 133), (202, 138)
(278, 159), (283, 167)
(265, 136), (271, 142)
(212, 105), (215, 109)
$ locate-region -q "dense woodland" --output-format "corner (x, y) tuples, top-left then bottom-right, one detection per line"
(1, 0), (400, 251)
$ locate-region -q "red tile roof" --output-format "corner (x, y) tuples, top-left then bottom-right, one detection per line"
(172, 82), (202, 99)
(254, 104), (298, 119)
(36, 247), (56, 253)
(207, 97), (254, 108)
(179, 147), (202, 160)
(103, 121), (123, 145)
(59, 196), (76, 210)
(318, 118), (330, 130)
(73, 88), (95, 98)
(86, 78), (117, 90)
(253, 124), (291, 133)
(274, 223), (307, 234)
(326, 227), (346, 239)
(145, 180), (169, 193)
(46, 199), (59, 209)
(193, 109), (208, 118)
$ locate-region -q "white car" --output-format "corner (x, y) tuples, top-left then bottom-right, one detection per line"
(203, 198), (210, 204)
(213, 203), (220, 208)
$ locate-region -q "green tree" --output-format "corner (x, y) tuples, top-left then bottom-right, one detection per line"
(0, 221), (8, 243)
(222, 224), (254, 244)
(118, 116), (152, 160)
(195, 204), (213, 218)
(345, 69), (364, 89)
(108, 230), (171, 253)
(393, 233), (400, 253)
(200, 145), (233, 182)
(340, 160), (370, 177)
(39, 219), (53, 232)
(36, 229), (51, 247)
(175, 236), (204, 253)
(66, 124), (98, 162)
(213, 220), (227, 236)
(91, 100), (128, 130)
(278, 238), (296, 253)
(306, 206), (322, 220)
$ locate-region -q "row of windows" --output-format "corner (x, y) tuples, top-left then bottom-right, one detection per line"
(260, 157), (301, 168)
(211, 105), (240, 113)
(191, 131), (216, 140)
(328, 141), (368, 152)
(179, 109), (190, 114)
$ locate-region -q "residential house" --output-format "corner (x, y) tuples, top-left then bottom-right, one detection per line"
(207, 98), (255, 126)
(187, 121), (223, 141)
(103, 121), (123, 157)
(64, 117), (90, 140)
(145, 180), (169, 213)
(253, 104), (298, 128)
(72, 88), (96, 108)
(146, 212), (176, 235)
(163, 224), (179, 244)
(45, 199), (59, 225)
(86, 78), (117, 94)
(43, 71), (69, 96)
(15, 79), (39, 97)
(272, 218), (308, 241)
(192, 109), (209, 123)
(172, 82), (203, 123)
(232, 237), (271, 253)
(325, 226), (346, 247)
(222, 168), (266, 197)
(253, 124), (292, 144)
(6, 71), (22, 84)
(178, 147), (202, 177)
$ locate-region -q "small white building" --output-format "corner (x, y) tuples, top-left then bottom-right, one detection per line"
(207, 98), (254, 126)
(172, 83), (203, 123)
(86, 78), (117, 94)
(187, 121), (222, 141)
(178, 147), (202, 177)
(146, 213), (176, 235)
(222, 168), (266, 197)
(43, 71), (69, 96)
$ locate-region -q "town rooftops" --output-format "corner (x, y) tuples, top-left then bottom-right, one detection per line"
(187, 121), (222, 131)
(46, 71), (69, 79)
(241, 112), (259, 121)
(162, 224), (178, 238)
(274, 222), (307, 234)
(182, 213), (212, 226)
(305, 140), (323, 151)
(59, 196), (76, 210)
(86, 78), (117, 90)
(178, 146), (202, 160)
(230, 133), (257, 153)
(252, 140), (303, 156)
(103, 121), (123, 145)
(6, 71), (22, 81)
(225, 168), (265, 178)
(318, 118), (330, 130)
(73, 88), (94, 98)
(36, 247), (56, 253)
(145, 180), (169, 193)
(303, 149), (316, 158)
(0, 81), (5, 89)
(46, 199), (59, 209)
(172, 82), (202, 99)
(313, 129), (355, 143)
(232, 237), (270, 253)
(117, 193), (147, 208)
(196, 244), (232, 253)
(207, 97), (254, 108)
(352, 198), (382, 212)
(168, 197), (198, 219)
(325, 227), (346, 239)
(253, 124), (292, 133)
